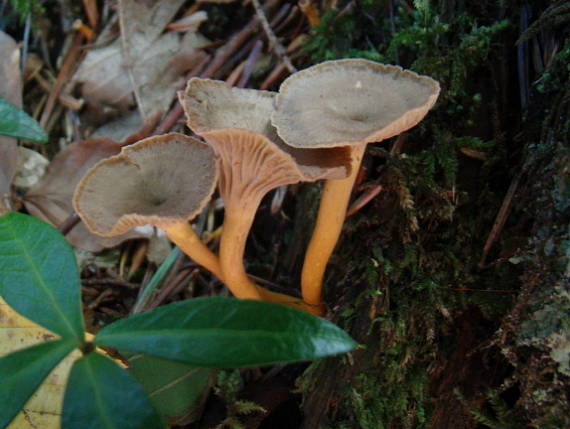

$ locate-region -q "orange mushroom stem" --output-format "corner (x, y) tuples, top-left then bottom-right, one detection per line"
(300, 145), (365, 307)
(162, 221), (223, 280)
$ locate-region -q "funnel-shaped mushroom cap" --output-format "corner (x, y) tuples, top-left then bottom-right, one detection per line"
(180, 78), (353, 181)
(181, 78), (277, 138)
(272, 59), (441, 148)
(73, 133), (218, 237)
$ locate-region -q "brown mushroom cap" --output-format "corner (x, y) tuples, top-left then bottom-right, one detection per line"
(181, 78), (277, 138)
(271, 59), (441, 148)
(73, 133), (218, 236)
(180, 78), (352, 181)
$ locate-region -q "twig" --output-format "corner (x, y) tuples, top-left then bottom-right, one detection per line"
(87, 288), (115, 310)
(201, 16), (260, 78)
(251, 0), (297, 73)
(260, 37), (304, 89)
(82, 278), (140, 289)
(260, 62), (288, 89)
(271, 4), (296, 34)
(148, 268), (198, 309)
(82, 0), (99, 29)
(39, 31), (84, 128)
(152, 54), (211, 135)
(226, 61), (246, 87)
(298, 0), (321, 27)
(237, 40), (264, 88)
(346, 185), (383, 217)
(390, 133), (407, 155)
(58, 212), (81, 235)
(478, 166), (526, 268)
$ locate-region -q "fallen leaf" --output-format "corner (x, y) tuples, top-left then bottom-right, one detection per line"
(1, 298), (125, 428)
(73, 38), (134, 112)
(119, 0), (205, 119)
(23, 138), (149, 251)
(0, 30), (21, 213)
(91, 110), (144, 142)
(74, 2), (207, 121)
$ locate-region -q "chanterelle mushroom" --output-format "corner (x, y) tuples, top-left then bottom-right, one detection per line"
(272, 59), (441, 311)
(72, 133), (224, 285)
(180, 78), (352, 314)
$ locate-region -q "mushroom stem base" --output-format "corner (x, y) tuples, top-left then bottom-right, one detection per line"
(220, 205), (321, 313)
(257, 287), (325, 316)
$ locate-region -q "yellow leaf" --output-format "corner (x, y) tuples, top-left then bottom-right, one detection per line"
(1, 298), (82, 429)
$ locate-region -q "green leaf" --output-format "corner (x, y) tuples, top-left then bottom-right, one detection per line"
(0, 213), (84, 340)
(0, 97), (48, 143)
(0, 339), (76, 428)
(62, 352), (164, 429)
(128, 354), (215, 425)
(95, 298), (357, 368)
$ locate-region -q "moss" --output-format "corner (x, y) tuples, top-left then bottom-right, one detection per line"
(7, 0), (44, 20)
(298, 1), (569, 428)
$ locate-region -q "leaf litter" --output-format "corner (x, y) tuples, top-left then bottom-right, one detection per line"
(1, 0), (311, 426)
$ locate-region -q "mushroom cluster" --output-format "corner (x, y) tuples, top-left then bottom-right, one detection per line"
(73, 59), (440, 316)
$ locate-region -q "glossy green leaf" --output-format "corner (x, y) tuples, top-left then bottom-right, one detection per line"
(0, 339), (76, 428)
(62, 352), (164, 429)
(0, 213), (84, 340)
(128, 354), (215, 425)
(0, 97), (48, 143)
(95, 298), (357, 368)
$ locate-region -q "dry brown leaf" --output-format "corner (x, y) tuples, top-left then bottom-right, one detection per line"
(73, 38), (135, 112)
(119, 0), (205, 119)
(23, 138), (149, 251)
(0, 30), (22, 213)
(74, 0), (207, 120)
(119, 0), (186, 59)
(91, 110), (144, 142)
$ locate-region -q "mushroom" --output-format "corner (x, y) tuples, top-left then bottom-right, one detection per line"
(72, 132), (227, 290)
(271, 59), (441, 310)
(180, 78), (352, 314)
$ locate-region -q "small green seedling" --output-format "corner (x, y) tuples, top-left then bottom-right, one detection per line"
(0, 96), (48, 143)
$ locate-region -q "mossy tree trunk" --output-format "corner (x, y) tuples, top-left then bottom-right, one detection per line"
(291, 2), (569, 428)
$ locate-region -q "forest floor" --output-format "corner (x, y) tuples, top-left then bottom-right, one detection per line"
(1, 1), (569, 428)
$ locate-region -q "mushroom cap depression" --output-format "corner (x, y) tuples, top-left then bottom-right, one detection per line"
(180, 78), (352, 183)
(73, 133), (218, 236)
(271, 59), (441, 148)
